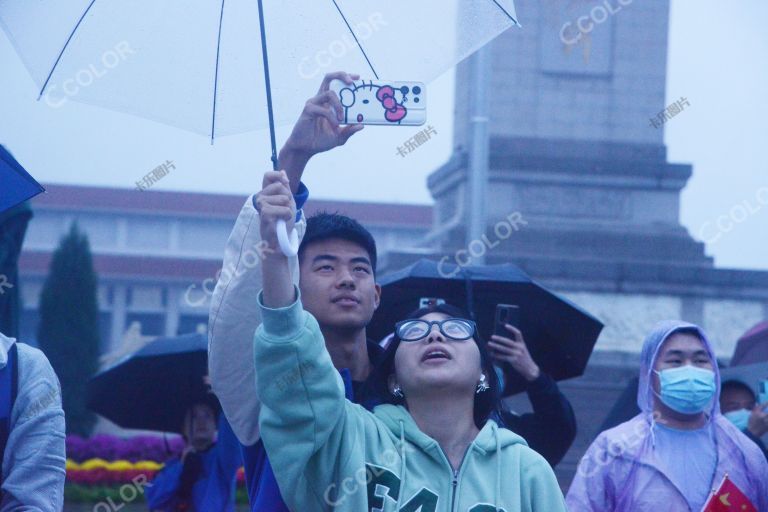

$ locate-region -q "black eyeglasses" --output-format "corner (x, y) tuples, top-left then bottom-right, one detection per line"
(395, 318), (477, 342)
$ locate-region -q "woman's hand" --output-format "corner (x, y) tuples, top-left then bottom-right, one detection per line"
(256, 170), (296, 254)
(747, 401), (768, 438)
(488, 324), (541, 382)
(257, 170), (297, 309)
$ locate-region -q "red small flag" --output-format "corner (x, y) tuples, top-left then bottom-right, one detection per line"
(702, 475), (756, 512)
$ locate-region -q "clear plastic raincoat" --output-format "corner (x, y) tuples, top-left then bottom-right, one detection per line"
(566, 320), (768, 511)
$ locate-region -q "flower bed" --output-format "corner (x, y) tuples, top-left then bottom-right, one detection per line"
(65, 435), (248, 504)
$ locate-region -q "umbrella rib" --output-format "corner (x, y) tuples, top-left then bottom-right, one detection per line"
(37, 0), (98, 100)
(487, 0), (519, 25)
(329, 0), (378, 79)
(257, 0), (279, 169)
(210, 0), (227, 145)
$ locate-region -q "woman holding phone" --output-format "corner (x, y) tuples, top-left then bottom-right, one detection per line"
(251, 171), (566, 511)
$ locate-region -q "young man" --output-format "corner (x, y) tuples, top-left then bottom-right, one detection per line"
(208, 72), (376, 510)
(566, 321), (768, 511)
(0, 331), (65, 510)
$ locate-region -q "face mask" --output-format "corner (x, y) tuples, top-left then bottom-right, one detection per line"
(654, 365), (716, 414)
(724, 408), (751, 431)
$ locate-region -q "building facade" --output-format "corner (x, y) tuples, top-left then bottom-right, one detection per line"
(18, 185), (432, 354)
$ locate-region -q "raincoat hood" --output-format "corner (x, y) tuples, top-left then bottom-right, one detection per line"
(637, 320), (721, 418)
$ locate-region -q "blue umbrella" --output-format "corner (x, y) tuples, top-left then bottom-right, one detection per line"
(0, 145), (44, 214)
(368, 259), (605, 395)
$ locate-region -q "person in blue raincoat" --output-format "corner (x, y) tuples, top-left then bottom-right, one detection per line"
(146, 394), (241, 512)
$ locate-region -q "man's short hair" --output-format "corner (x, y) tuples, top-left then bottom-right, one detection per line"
(721, 379), (756, 400)
(299, 212), (377, 274)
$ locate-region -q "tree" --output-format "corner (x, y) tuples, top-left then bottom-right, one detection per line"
(38, 223), (100, 436)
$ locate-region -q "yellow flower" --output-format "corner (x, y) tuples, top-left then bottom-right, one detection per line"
(80, 458), (110, 470)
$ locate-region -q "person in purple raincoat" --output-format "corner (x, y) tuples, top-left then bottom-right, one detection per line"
(566, 320), (768, 512)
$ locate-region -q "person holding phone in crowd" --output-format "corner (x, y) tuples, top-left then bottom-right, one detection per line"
(251, 184), (567, 510)
(146, 393), (241, 511)
(720, 379), (768, 460)
(488, 314), (577, 466)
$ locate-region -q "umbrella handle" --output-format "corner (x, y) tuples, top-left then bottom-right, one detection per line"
(276, 219), (299, 257)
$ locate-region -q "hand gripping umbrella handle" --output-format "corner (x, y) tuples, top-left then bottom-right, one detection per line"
(276, 219), (299, 257)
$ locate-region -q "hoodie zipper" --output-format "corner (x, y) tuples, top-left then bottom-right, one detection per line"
(437, 446), (469, 512)
(451, 468), (459, 511)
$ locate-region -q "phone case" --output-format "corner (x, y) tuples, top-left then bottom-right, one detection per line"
(330, 79), (426, 126)
(494, 304), (520, 337)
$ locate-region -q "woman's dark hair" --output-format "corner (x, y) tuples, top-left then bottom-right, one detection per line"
(371, 303), (501, 428)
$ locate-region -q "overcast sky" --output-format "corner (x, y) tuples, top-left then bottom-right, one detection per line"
(1, 0), (766, 270)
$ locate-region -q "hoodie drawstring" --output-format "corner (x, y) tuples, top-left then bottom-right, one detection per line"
(495, 425), (501, 511)
(396, 421), (406, 511)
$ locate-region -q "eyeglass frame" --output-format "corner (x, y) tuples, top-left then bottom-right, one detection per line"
(394, 318), (477, 342)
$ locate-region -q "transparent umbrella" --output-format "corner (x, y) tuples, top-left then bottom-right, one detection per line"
(0, 0), (519, 141)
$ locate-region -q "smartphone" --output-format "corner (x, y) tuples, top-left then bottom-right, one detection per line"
(330, 79), (426, 126)
(494, 304), (520, 338)
(759, 379), (768, 409)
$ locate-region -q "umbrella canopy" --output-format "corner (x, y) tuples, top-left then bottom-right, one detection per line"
(87, 333), (218, 433)
(1, 0), (519, 140)
(731, 321), (768, 366)
(0, 145), (44, 214)
(368, 259), (604, 394)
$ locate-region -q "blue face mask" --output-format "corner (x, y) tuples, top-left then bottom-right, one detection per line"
(724, 408), (751, 431)
(654, 365), (716, 414)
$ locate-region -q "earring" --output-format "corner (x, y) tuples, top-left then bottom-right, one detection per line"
(476, 374), (489, 394)
(392, 385), (404, 398)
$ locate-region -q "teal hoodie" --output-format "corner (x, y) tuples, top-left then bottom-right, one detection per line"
(254, 290), (567, 512)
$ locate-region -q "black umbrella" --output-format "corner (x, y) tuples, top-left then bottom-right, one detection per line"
(368, 259), (604, 395)
(87, 333), (218, 433)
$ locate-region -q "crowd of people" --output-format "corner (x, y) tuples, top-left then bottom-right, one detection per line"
(1, 72), (767, 511)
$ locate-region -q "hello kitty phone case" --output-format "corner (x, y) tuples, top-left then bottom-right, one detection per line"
(330, 79), (426, 126)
